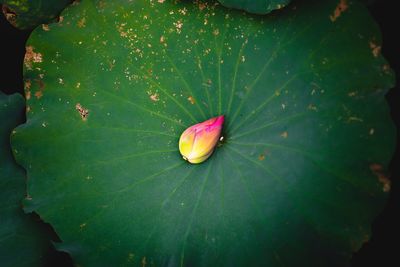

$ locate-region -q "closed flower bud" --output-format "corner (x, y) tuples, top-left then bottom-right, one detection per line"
(179, 115), (224, 164)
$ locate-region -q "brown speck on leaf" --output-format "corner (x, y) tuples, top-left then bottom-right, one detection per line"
(79, 223), (87, 230)
(150, 93), (159, 102)
(258, 149), (269, 161)
(330, 0), (348, 22)
(76, 103), (89, 121)
(24, 46), (43, 70)
(173, 20), (183, 33)
(42, 24), (50, 31)
(77, 17), (86, 28)
(188, 96), (195, 104)
(34, 91), (43, 99)
(197, 1), (207, 11)
(26, 105), (31, 113)
(308, 104), (318, 111)
(32, 79), (45, 99)
(369, 41), (381, 57)
(370, 163), (391, 192)
(37, 79), (45, 90)
(280, 131), (288, 138)
(97, 0), (106, 9)
(24, 79), (31, 90)
(26, 90), (31, 100)
(24, 80), (32, 100)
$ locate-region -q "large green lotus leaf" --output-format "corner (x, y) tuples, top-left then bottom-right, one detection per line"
(1, 0), (71, 29)
(0, 92), (50, 266)
(217, 0), (290, 14)
(12, 0), (395, 266)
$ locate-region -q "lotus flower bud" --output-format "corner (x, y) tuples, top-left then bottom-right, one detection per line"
(179, 115), (224, 164)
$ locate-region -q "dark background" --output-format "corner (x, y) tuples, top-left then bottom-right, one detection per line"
(0, 0), (398, 266)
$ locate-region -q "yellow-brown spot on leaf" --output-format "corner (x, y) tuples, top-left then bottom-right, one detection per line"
(32, 79), (45, 99)
(34, 91), (43, 99)
(141, 256), (147, 267)
(308, 104), (318, 111)
(280, 131), (288, 138)
(370, 163), (391, 192)
(76, 103), (89, 121)
(24, 79), (32, 100)
(37, 79), (45, 90)
(188, 96), (195, 104)
(42, 24), (50, 31)
(77, 17), (86, 28)
(197, 1), (207, 11)
(258, 154), (265, 161)
(79, 223), (87, 230)
(150, 93), (159, 102)
(369, 41), (381, 57)
(330, 0), (348, 22)
(24, 46), (42, 70)
(173, 20), (183, 33)
(24, 79), (31, 90)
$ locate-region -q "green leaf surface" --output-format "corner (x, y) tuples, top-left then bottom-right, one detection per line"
(0, 92), (49, 266)
(1, 0), (71, 30)
(12, 0), (395, 266)
(217, 0), (290, 14)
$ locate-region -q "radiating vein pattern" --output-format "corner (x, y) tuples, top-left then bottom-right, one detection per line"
(11, 0), (395, 266)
